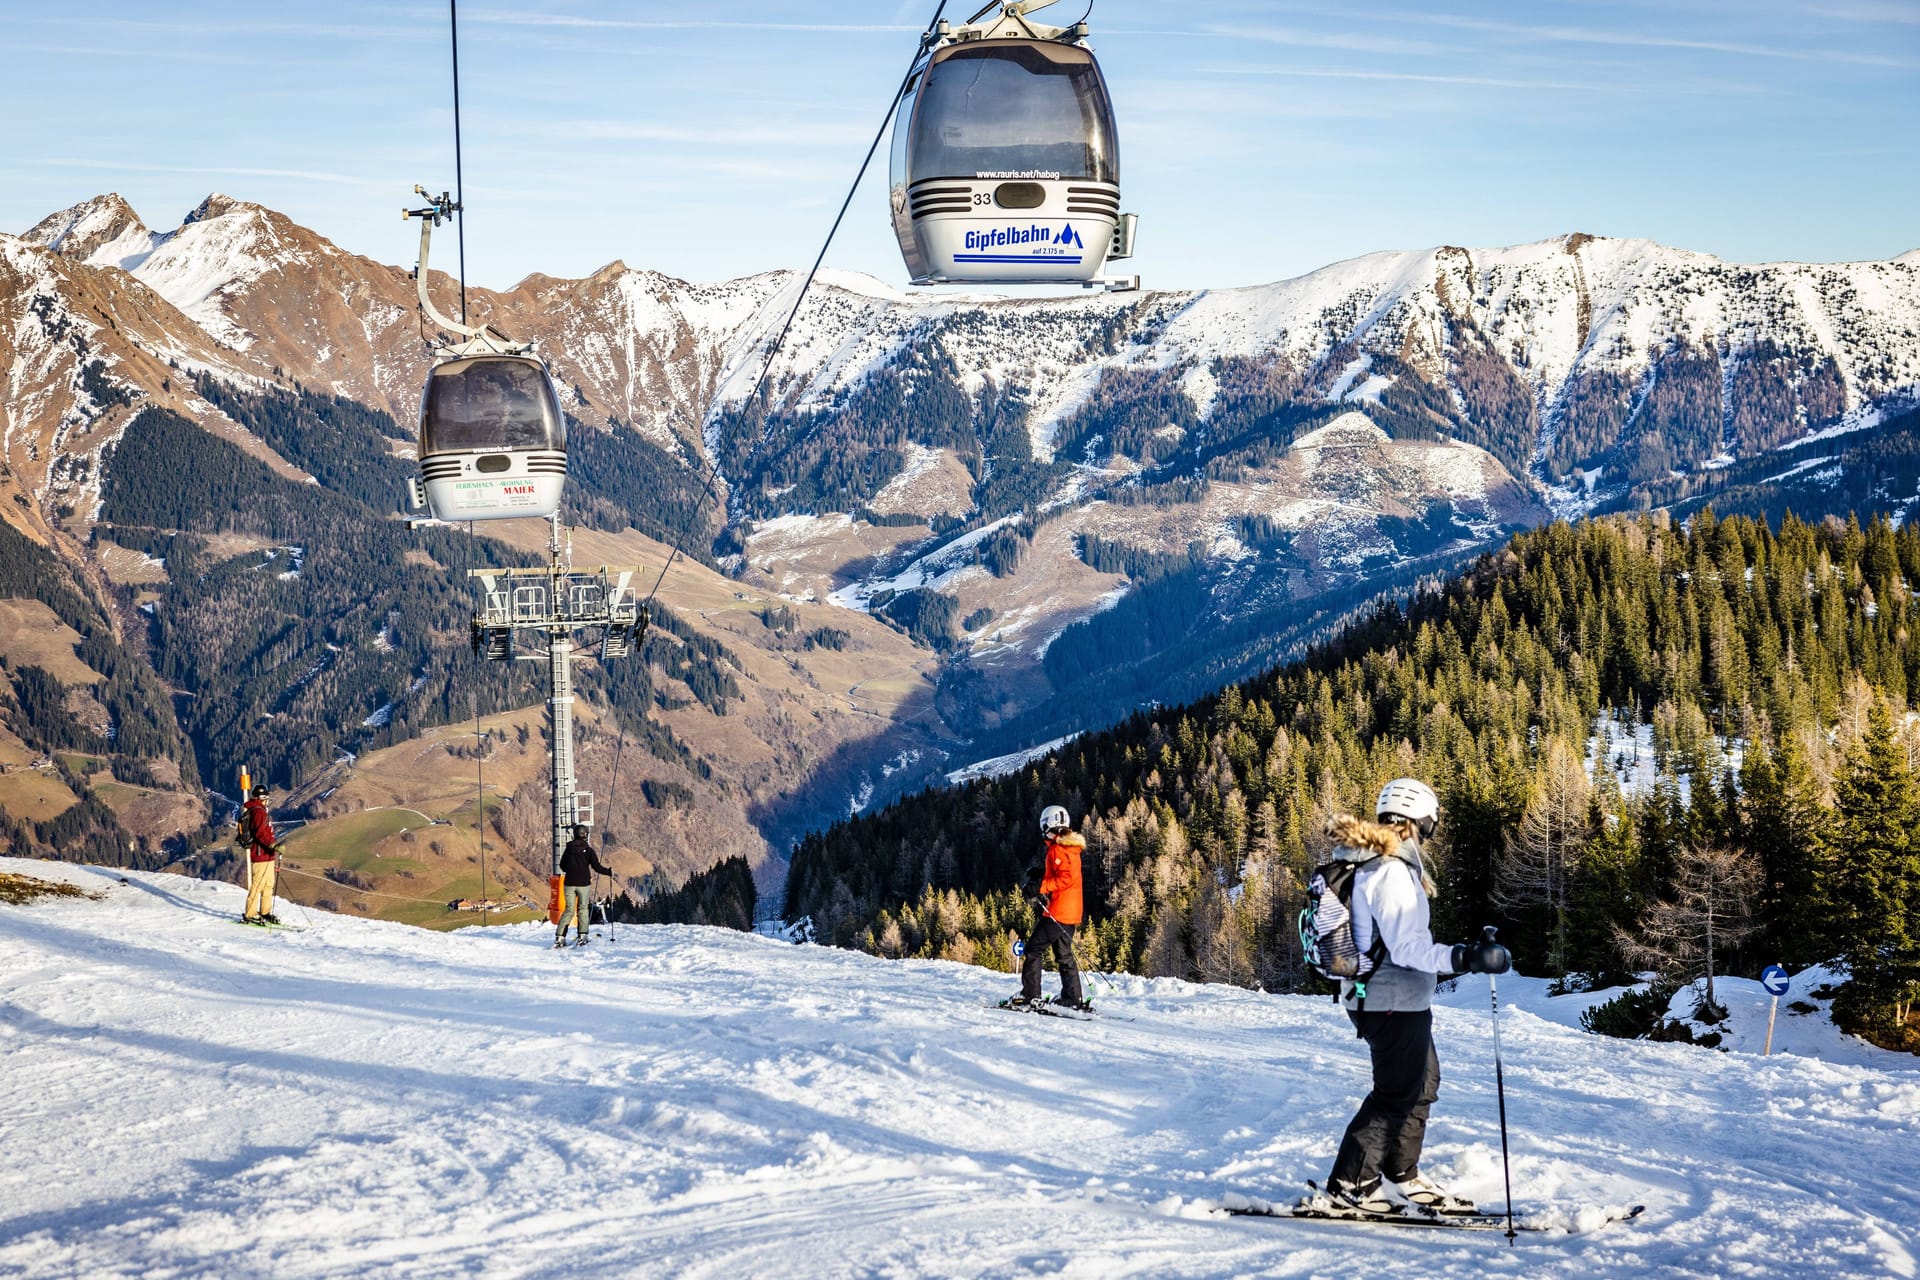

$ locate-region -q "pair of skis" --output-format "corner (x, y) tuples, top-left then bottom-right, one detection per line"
(234, 917), (304, 932)
(992, 996), (1095, 1020)
(1224, 1183), (1646, 1235)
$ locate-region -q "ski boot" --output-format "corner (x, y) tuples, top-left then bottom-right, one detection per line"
(260, 914), (281, 926)
(1050, 996), (1094, 1013)
(575, 932), (590, 947)
(998, 995), (1038, 1011)
(553, 933), (567, 949)
(1384, 1172), (1475, 1215)
(1305, 1178), (1401, 1219)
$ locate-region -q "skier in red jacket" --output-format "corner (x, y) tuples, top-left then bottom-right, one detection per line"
(239, 785), (281, 925)
(1009, 804), (1088, 1011)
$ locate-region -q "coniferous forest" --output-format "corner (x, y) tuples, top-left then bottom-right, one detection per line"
(786, 511), (1920, 1050)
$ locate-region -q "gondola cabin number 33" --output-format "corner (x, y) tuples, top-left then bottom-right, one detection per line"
(890, 2), (1138, 290)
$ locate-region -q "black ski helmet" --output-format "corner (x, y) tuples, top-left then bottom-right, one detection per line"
(572, 823), (589, 838)
(251, 784), (269, 798)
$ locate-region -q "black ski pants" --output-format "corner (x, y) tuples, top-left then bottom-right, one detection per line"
(1329, 1008), (1441, 1189)
(1020, 915), (1083, 1004)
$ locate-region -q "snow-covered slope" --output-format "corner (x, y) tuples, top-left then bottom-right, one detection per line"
(4, 857), (1915, 1280)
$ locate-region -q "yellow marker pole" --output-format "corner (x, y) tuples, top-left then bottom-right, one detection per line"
(239, 767), (253, 894)
(1764, 996), (1779, 1057)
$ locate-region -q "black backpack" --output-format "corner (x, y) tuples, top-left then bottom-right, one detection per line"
(1298, 854), (1387, 985)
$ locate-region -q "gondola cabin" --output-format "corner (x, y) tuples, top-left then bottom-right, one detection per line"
(890, 7), (1136, 288)
(414, 353), (567, 523)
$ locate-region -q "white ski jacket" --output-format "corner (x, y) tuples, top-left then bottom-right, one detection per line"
(1329, 820), (1456, 1013)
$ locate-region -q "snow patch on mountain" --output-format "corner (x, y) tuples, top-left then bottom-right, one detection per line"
(945, 733), (1079, 784)
(866, 443), (944, 511)
(828, 514), (1020, 611)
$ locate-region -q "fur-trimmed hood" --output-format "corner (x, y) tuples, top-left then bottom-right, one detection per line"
(1325, 814), (1401, 858)
(1325, 813), (1436, 895)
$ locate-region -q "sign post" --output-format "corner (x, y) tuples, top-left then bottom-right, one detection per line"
(1761, 964), (1791, 1056)
(239, 766), (252, 893)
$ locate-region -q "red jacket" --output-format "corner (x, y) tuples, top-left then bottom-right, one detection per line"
(242, 799), (277, 863)
(1040, 832), (1085, 926)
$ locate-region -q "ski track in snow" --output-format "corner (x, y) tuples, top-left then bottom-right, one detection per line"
(1, 857), (1916, 1280)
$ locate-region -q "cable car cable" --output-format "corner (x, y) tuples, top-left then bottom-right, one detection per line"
(449, 0), (469, 325)
(634, 0), (950, 612)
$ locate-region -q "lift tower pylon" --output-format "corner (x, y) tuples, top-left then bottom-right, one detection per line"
(468, 513), (646, 877)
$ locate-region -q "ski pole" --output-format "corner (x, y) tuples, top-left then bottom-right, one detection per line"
(598, 865), (615, 943)
(1484, 925), (1516, 1244)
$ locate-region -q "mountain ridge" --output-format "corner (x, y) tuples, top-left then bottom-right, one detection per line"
(3, 191), (1918, 902)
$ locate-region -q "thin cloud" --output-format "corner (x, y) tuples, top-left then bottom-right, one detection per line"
(26, 158), (390, 189)
(461, 11), (915, 34)
(1403, 13), (1918, 68)
(1210, 23), (1459, 56)
(9, 15), (431, 41)
(1207, 64), (1762, 95)
(1803, 2), (1920, 21)
(529, 121), (874, 148)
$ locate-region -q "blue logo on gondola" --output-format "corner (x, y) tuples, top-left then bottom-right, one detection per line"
(957, 222), (1086, 264)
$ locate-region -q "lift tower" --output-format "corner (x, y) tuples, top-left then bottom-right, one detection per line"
(468, 514), (646, 878)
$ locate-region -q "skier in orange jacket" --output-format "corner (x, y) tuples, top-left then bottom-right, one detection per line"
(1012, 804), (1087, 1011)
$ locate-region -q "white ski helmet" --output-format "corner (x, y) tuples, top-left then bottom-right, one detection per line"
(1039, 804), (1071, 835)
(1375, 778), (1440, 838)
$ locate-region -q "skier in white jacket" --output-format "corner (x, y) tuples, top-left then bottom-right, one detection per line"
(1318, 778), (1511, 1218)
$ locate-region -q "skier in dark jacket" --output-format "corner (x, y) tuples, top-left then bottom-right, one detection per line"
(555, 825), (612, 948)
(1312, 778), (1511, 1219)
(1007, 804), (1088, 1011)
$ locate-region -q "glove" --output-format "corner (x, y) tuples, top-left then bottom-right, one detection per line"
(1028, 894), (1048, 911)
(1450, 938), (1512, 975)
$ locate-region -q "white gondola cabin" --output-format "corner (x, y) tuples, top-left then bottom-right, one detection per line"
(402, 188), (569, 523)
(890, 2), (1137, 289)
(416, 350), (567, 523)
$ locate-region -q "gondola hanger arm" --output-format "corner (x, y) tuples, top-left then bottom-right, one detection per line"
(404, 186), (523, 353)
(953, 1), (1084, 42)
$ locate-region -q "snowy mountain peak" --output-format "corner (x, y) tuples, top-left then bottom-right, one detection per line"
(23, 193), (157, 269)
(184, 192), (251, 224)
(1293, 410), (1391, 450)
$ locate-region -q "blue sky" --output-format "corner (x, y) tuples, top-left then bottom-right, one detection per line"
(4, 1), (1916, 292)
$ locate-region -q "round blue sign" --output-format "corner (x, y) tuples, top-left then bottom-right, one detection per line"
(1013, 940), (1026, 957)
(1761, 964), (1790, 997)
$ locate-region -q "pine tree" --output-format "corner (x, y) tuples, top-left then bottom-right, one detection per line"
(1827, 702), (1920, 1038)
(1740, 733), (1828, 968)
(1495, 738), (1592, 975)
(1565, 780), (1640, 983)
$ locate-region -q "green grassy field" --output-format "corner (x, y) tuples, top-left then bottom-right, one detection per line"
(90, 781), (148, 805)
(281, 809), (422, 864)
(275, 805), (544, 932)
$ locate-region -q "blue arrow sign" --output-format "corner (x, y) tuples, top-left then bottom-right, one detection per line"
(1761, 964), (1790, 997)
(1013, 939), (1025, 957)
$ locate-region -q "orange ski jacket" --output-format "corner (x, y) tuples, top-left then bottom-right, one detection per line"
(1040, 832), (1085, 926)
